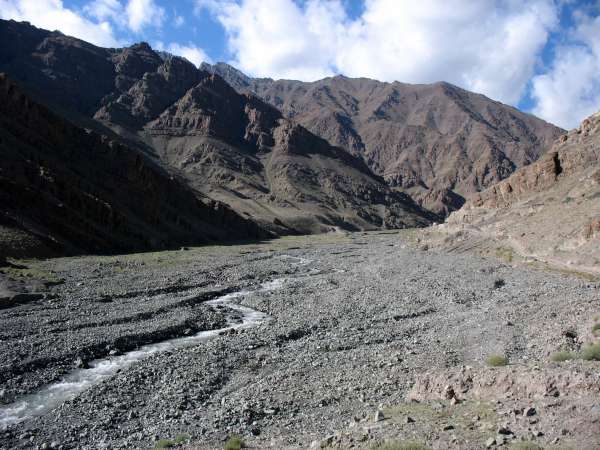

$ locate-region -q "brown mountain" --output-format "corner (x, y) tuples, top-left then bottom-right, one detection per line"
(0, 73), (266, 258)
(203, 63), (564, 216)
(0, 19), (434, 238)
(441, 111), (600, 275)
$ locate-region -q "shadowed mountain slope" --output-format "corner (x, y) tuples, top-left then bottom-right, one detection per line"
(0, 73), (265, 258)
(0, 20), (434, 235)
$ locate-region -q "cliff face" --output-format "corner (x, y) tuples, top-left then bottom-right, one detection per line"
(441, 111), (600, 274)
(467, 112), (600, 208)
(203, 63), (564, 217)
(0, 73), (265, 258)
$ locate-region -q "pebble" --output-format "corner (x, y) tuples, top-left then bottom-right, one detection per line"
(374, 410), (385, 422)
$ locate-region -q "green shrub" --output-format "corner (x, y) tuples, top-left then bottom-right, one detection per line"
(581, 343), (600, 361)
(495, 247), (514, 263)
(224, 435), (245, 450)
(486, 354), (509, 367)
(174, 434), (189, 444)
(370, 441), (430, 450)
(551, 351), (575, 362)
(592, 323), (600, 335)
(153, 435), (188, 449)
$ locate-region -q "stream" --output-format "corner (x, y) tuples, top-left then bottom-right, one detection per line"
(0, 279), (283, 429)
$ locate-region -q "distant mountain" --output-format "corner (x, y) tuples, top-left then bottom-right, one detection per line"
(0, 73), (265, 258)
(202, 62), (564, 216)
(443, 111), (600, 274)
(0, 19), (433, 249)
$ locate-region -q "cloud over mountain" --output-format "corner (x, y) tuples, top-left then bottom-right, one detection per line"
(198, 0), (558, 106)
(1, 0), (600, 129)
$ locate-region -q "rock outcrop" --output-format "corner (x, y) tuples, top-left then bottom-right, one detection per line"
(439, 111), (600, 274)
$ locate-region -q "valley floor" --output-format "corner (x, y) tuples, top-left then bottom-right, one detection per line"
(0, 231), (599, 450)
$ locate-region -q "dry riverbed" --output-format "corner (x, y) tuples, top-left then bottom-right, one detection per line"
(0, 231), (599, 450)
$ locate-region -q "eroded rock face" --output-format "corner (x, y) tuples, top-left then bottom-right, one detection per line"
(440, 110), (600, 275)
(203, 63), (564, 216)
(467, 112), (600, 209)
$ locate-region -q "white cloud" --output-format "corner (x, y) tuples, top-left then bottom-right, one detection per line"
(0, 0), (121, 47)
(125, 0), (165, 33)
(155, 42), (211, 67)
(166, 43), (211, 67)
(84, 0), (122, 23)
(199, 0), (558, 105)
(84, 0), (166, 34)
(531, 12), (600, 129)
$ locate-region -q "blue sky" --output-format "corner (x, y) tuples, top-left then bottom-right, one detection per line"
(1, 0), (600, 129)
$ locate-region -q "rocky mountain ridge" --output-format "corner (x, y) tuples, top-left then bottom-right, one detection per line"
(0, 19), (434, 239)
(203, 62), (565, 216)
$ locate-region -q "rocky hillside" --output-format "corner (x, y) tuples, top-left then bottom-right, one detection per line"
(203, 63), (564, 216)
(439, 111), (600, 275)
(0, 73), (265, 258)
(0, 19), (434, 235)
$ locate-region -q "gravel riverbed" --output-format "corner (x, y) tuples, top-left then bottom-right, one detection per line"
(0, 231), (599, 449)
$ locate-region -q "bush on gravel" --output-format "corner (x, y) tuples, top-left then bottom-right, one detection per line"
(486, 355), (508, 367)
(592, 322), (600, 336)
(153, 434), (188, 448)
(370, 441), (430, 450)
(551, 351), (575, 362)
(581, 343), (600, 361)
(223, 435), (245, 450)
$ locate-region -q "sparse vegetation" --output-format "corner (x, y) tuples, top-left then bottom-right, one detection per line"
(370, 441), (431, 450)
(592, 323), (600, 336)
(223, 435), (245, 450)
(495, 247), (514, 263)
(174, 434), (188, 444)
(1, 261), (62, 284)
(152, 434), (188, 449)
(551, 351), (575, 362)
(581, 343), (600, 361)
(486, 354), (509, 367)
(509, 442), (542, 450)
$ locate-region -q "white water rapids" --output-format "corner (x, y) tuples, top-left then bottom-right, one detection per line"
(0, 279), (283, 429)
